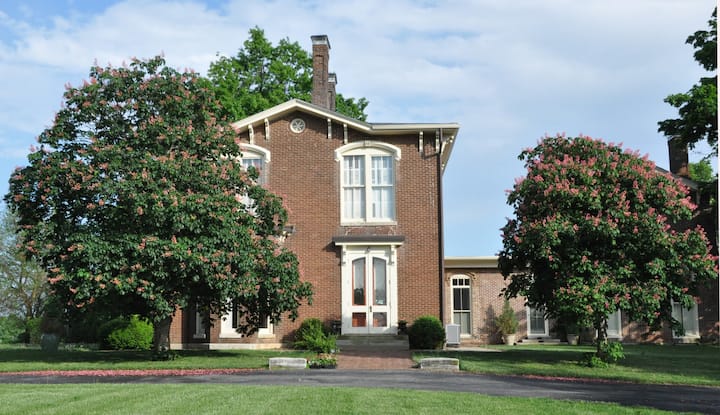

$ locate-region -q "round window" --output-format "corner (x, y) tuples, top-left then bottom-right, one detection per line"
(290, 118), (306, 133)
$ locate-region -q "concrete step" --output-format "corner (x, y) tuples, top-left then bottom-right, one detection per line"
(517, 337), (565, 345)
(337, 335), (409, 350)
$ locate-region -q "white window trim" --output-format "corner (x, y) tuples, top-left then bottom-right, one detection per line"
(336, 141), (401, 225)
(451, 275), (472, 337)
(219, 302), (275, 339)
(526, 306), (549, 337)
(192, 306), (206, 339)
(671, 300), (700, 339)
(240, 144), (271, 162)
(606, 310), (622, 339)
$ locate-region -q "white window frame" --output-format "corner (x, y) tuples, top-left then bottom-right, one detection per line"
(336, 141), (401, 225)
(219, 300), (274, 339)
(671, 300), (700, 339)
(606, 310), (622, 339)
(526, 306), (549, 337)
(240, 144), (270, 185)
(451, 275), (472, 336)
(192, 304), (206, 339)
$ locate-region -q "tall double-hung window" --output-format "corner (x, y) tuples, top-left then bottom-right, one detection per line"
(338, 142), (400, 223)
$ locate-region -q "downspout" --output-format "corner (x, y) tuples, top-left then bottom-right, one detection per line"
(437, 128), (445, 324)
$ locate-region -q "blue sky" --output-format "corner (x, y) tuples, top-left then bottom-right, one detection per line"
(0, 0), (715, 256)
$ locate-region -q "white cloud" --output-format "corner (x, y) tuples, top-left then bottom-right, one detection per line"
(0, 0), (715, 254)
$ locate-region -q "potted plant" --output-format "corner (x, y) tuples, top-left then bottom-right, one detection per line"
(495, 300), (519, 345)
(565, 322), (579, 345)
(397, 320), (408, 335)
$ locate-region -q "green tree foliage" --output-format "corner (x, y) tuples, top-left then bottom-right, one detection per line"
(658, 8), (717, 155)
(6, 56), (312, 352)
(688, 160), (716, 183)
(499, 135), (717, 357)
(208, 27), (369, 121)
(0, 209), (47, 331)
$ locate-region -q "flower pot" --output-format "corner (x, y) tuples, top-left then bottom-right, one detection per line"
(502, 334), (516, 346)
(566, 334), (579, 345)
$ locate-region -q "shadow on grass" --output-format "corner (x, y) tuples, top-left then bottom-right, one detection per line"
(415, 344), (720, 386)
(0, 346), (307, 368)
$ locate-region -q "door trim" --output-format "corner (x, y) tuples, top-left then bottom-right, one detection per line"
(337, 244), (400, 334)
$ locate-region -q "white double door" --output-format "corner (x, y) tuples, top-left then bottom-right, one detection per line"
(341, 246), (397, 334)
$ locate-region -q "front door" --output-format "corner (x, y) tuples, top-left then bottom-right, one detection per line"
(342, 247), (396, 334)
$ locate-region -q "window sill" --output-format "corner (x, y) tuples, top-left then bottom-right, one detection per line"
(341, 221), (398, 227)
(219, 333), (244, 339)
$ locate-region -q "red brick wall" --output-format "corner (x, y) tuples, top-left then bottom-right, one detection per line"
(171, 111), (443, 346)
(444, 267), (526, 344)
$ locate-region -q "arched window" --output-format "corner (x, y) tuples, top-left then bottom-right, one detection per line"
(336, 141), (401, 224)
(240, 144), (270, 185)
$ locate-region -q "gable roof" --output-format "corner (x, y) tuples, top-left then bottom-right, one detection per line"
(231, 99), (460, 172)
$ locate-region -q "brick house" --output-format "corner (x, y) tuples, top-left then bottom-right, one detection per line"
(169, 35), (459, 349)
(443, 140), (718, 346)
(169, 35), (717, 349)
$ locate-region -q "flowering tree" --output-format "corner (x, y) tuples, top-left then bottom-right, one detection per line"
(5, 56), (312, 352)
(499, 135), (717, 356)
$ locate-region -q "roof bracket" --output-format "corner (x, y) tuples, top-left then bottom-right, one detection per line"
(264, 118), (270, 141)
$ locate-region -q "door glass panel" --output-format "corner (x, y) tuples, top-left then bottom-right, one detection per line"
(454, 312), (471, 334)
(373, 312), (387, 328)
(352, 312), (367, 327)
(373, 258), (386, 305)
(529, 307), (546, 335)
(352, 258), (365, 306)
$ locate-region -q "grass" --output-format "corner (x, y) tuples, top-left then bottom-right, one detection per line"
(0, 384), (682, 415)
(415, 344), (720, 386)
(0, 344), (311, 372)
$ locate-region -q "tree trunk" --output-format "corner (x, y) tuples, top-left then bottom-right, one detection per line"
(152, 315), (173, 353)
(594, 316), (608, 357)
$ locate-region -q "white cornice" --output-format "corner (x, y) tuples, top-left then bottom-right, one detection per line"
(231, 99), (460, 173)
(444, 256), (499, 269)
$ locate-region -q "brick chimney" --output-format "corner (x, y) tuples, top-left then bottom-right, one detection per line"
(311, 35), (335, 110)
(667, 137), (689, 177)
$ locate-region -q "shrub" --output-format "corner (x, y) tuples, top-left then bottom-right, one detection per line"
(408, 315), (445, 349)
(494, 300), (518, 335)
(99, 315), (153, 350)
(0, 315), (24, 344)
(581, 341), (625, 368)
(294, 318), (337, 354)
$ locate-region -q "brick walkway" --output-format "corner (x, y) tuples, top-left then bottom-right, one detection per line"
(336, 349), (415, 370)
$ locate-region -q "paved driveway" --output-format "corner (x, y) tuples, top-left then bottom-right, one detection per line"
(2, 370), (718, 414)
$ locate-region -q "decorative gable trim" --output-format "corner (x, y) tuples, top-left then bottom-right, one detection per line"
(231, 99), (458, 173)
(334, 141), (402, 162)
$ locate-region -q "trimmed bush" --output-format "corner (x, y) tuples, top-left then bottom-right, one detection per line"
(408, 315), (445, 350)
(293, 318), (337, 354)
(99, 315), (153, 350)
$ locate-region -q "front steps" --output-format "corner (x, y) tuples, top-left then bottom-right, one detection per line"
(516, 337), (564, 345)
(336, 334), (409, 350)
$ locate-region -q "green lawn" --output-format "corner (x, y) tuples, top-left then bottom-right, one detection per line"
(0, 384), (681, 415)
(0, 344), (715, 414)
(0, 345), (311, 372)
(416, 344), (720, 386)
(1, 344), (719, 387)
